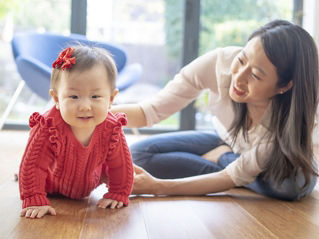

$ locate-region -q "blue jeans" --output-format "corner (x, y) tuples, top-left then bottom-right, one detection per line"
(130, 131), (317, 201)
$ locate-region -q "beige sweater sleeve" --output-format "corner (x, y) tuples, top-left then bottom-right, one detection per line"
(139, 49), (221, 127)
(225, 141), (272, 186)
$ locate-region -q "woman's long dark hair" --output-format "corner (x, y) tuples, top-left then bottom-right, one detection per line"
(229, 20), (319, 189)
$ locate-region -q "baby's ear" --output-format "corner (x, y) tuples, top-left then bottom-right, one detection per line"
(49, 89), (59, 109)
(109, 88), (119, 105)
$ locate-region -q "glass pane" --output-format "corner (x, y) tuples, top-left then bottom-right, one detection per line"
(0, 0), (71, 125)
(196, 0), (293, 130)
(87, 0), (183, 130)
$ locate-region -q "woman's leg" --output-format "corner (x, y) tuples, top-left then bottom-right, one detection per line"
(246, 160), (318, 201)
(130, 131), (225, 179)
(245, 172), (317, 201)
(217, 153), (318, 201)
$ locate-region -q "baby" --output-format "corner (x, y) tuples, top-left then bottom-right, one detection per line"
(19, 46), (133, 219)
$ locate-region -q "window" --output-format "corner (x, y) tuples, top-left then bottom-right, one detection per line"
(87, 0), (183, 130)
(0, 0), (297, 131)
(0, 0), (71, 126)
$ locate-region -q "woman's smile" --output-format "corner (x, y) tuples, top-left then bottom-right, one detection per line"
(233, 85), (246, 96)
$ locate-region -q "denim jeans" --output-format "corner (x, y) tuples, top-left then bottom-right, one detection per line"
(130, 130), (317, 201)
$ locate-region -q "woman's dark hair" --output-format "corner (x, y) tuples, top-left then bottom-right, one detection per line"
(230, 19), (319, 189)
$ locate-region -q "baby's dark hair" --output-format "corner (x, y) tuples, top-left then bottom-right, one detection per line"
(51, 45), (117, 91)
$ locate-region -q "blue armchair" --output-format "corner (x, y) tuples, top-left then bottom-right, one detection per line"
(0, 32), (142, 129)
(11, 31), (142, 99)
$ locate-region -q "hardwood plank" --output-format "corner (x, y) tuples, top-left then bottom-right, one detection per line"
(140, 196), (214, 239)
(78, 185), (148, 239)
(139, 194), (276, 239)
(185, 195), (276, 239)
(0, 180), (89, 239)
(230, 187), (319, 239)
(0, 180), (23, 239)
(0, 130), (28, 185)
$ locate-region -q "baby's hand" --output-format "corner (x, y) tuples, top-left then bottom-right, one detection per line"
(20, 205), (56, 219)
(97, 198), (124, 209)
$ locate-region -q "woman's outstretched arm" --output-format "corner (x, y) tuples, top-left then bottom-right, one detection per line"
(133, 164), (236, 196)
(111, 104), (147, 128)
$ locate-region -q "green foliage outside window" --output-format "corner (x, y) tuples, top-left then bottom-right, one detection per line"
(164, 0), (292, 59)
(0, 0), (21, 20)
(0, 0), (70, 33)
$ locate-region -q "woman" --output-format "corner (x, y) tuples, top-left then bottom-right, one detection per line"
(112, 20), (319, 201)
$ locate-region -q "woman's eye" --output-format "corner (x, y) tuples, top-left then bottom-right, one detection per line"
(70, 95), (78, 99)
(237, 57), (244, 65)
(92, 95), (100, 99)
(251, 73), (260, 80)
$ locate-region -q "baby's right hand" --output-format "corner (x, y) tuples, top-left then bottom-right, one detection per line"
(20, 205), (56, 219)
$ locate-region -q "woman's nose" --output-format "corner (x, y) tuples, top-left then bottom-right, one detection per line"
(234, 66), (248, 86)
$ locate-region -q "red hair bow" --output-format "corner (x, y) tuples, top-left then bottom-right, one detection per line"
(52, 47), (76, 70)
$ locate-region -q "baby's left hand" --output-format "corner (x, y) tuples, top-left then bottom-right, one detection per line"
(97, 198), (124, 209)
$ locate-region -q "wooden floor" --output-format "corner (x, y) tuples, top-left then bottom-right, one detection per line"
(1, 130), (319, 239)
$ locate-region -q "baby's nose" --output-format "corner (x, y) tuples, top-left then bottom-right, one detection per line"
(79, 99), (92, 111)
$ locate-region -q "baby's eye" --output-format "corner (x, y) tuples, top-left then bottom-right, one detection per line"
(69, 95), (78, 99)
(92, 95), (101, 99)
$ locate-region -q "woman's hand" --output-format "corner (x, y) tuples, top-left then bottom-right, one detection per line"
(132, 164), (159, 195)
(201, 145), (232, 163)
(97, 198), (124, 209)
(21, 205), (56, 219)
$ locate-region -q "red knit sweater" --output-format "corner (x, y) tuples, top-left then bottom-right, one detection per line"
(19, 107), (133, 208)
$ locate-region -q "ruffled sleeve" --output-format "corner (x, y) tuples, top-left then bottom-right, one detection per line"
(48, 126), (61, 157)
(19, 112), (56, 208)
(108, 113), (127, 152)
(102, 113), (133, 205)
(29, 112), (52, 128)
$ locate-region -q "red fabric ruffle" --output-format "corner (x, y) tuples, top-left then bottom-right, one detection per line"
(107, 113), (127, 155)
(29, 112), (61, 156)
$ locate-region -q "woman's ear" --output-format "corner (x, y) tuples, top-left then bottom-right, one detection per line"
(49, 89), (59, 109)
(278, 80), (293, 94)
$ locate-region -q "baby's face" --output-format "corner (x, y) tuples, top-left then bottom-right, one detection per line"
(52, 63), (117, 132)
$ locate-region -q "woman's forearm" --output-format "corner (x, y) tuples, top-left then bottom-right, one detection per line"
(111, 104), (147, 128)
(153, 170), (236, 195)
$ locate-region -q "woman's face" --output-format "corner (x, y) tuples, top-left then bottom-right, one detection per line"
(229, 37), (282, 108)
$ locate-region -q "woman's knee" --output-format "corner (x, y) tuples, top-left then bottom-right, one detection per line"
(217, 152), (240, 169)
(130, 141), (153, 165)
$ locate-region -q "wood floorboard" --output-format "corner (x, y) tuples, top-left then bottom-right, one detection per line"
(185, 194), (277, 239)
(1, 130), (319, 239)
(78, 186), (149, 239)
(0, 180), (89, 239)
(229, 188), (319, 238)
(139, 196), (214, 239)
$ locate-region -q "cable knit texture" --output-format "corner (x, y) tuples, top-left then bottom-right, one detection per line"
(19, 106), (134, 208)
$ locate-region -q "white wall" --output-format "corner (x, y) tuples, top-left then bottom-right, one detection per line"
(303, 0), (319, 46)
(303, 0), (319, 145)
